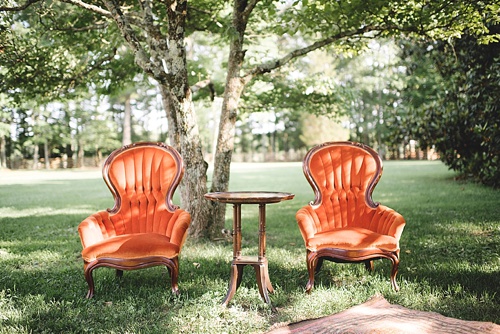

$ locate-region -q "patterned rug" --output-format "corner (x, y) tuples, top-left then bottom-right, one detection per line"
(267, 295), (500, 334)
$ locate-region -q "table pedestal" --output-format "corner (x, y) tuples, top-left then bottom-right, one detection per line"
(204, 191), (294, 307)
(222, 202), (274, 306)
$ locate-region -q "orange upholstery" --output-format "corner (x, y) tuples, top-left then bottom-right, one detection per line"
(296, 141), (405, 292)
(78, 142), (191, 298)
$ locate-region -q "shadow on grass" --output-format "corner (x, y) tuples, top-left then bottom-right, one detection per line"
(1, 164), (499, 332)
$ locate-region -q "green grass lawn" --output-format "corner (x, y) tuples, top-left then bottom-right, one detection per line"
(0, 161), (499, 333)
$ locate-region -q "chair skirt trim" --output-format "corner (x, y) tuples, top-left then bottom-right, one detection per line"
(305, 248), (400, 293)
(83, 256), (179, 298)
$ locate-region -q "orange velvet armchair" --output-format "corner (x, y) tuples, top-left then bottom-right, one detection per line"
(296, 141), (405, 292)
(78, 142), (191, 298)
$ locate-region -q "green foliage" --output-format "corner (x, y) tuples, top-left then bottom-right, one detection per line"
(0, 2), (138, 103)
(241, 74), (352, 117)
(400, 25), (500, 187)
(186, 1), (229, 35)
(276, 1), (500, 43)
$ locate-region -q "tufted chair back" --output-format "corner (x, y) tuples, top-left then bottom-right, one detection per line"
(102, 142), (184, 238)
(303, 141), (382, 233)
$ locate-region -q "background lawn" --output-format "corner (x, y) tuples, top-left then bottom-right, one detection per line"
(0, 160), (499, 333)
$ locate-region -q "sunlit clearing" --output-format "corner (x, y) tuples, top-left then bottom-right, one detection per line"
(0, 207), (94, 218)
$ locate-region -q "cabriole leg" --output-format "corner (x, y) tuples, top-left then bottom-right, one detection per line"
(390, 254), (400, 292)
(305, 251), (318, 293)
(84, 263), (96, 299)
(364, 260), (374, 272)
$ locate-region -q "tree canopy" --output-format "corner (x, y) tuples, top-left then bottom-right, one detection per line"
(1, 0), (499, 238)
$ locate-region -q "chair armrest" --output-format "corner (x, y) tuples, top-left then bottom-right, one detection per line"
(296, 205), (320, 244)
(370, 205), (406, 241)
(78, 211), (112, 249)
(168, 209), (191, 248)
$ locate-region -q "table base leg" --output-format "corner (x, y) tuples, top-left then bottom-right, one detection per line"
(253, 263), (274, 304)
(221, 262), (274, 307)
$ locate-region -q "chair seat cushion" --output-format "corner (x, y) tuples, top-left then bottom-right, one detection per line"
(81, 233), (179, 262)
(307, 227), (398, 252)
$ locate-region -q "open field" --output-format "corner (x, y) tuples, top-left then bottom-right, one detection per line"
(0, 161), (499, 333)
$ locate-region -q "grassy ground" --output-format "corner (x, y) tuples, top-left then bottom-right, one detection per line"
(0, 161), (499, 333)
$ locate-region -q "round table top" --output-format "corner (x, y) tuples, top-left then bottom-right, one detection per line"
(204, 191), (295, 204)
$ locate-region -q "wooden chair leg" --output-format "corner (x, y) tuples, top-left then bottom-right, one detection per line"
(390, 255), (400, 292)
(364, 260), (374, 272)
(305, 251), (318, 293)
(169, 259), (180, 295)
(84, 264), (95, 299)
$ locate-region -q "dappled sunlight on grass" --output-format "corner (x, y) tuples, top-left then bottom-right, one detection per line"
(0, 169), (101, 185)
(169, 290), (270, 334)
(0, 290), (30, 331)
(277, 286), (364, 322)
(0, 206), (99, 218)
(0, 249), (63, 272)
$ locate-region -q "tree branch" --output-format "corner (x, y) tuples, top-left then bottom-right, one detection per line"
(39, 16), (110, 33)
(64, 48), (118, 89)
(100, 0), (167, 85)
(137, 0), (169, 79)
(59, 0), (112, 17)
(191, 79), (215, 100)
(138, 0), (167, 55)
(242, 0), (259, 20)
(0, 0), (42, 11)
(242, 25), (376, 83)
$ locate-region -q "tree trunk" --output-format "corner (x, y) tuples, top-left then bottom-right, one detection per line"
(78, 142), (85, 168)
(65, 144), (73, 168)
(160, 88), (180, 148)
(158, 84), (211, 238)
(209, 0), (254, 237)
(95, 147), (103, 167)
(0, 136), (6, 169)
(162, 2), (212, 239)
(122, 93), (132, 146)
(44, 140), (50, 169)
(98, 0), (212, 238)
(32, 144), (39, 170)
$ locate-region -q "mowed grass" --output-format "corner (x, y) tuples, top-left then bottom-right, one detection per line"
(0, 161), (499, 333)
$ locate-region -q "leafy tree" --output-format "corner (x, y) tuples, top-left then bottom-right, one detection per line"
(300, 113), (349, 146)
(320, 39), (406, 154)
(0, 1), (141, 166)
(0, 2), (122, 102)
(82, 116), (121, 166)
(2, 0), (499, 238)
(399, 24), (500, 187)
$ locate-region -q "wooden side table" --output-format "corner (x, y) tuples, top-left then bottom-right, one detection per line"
(204, 191), (294, 307)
